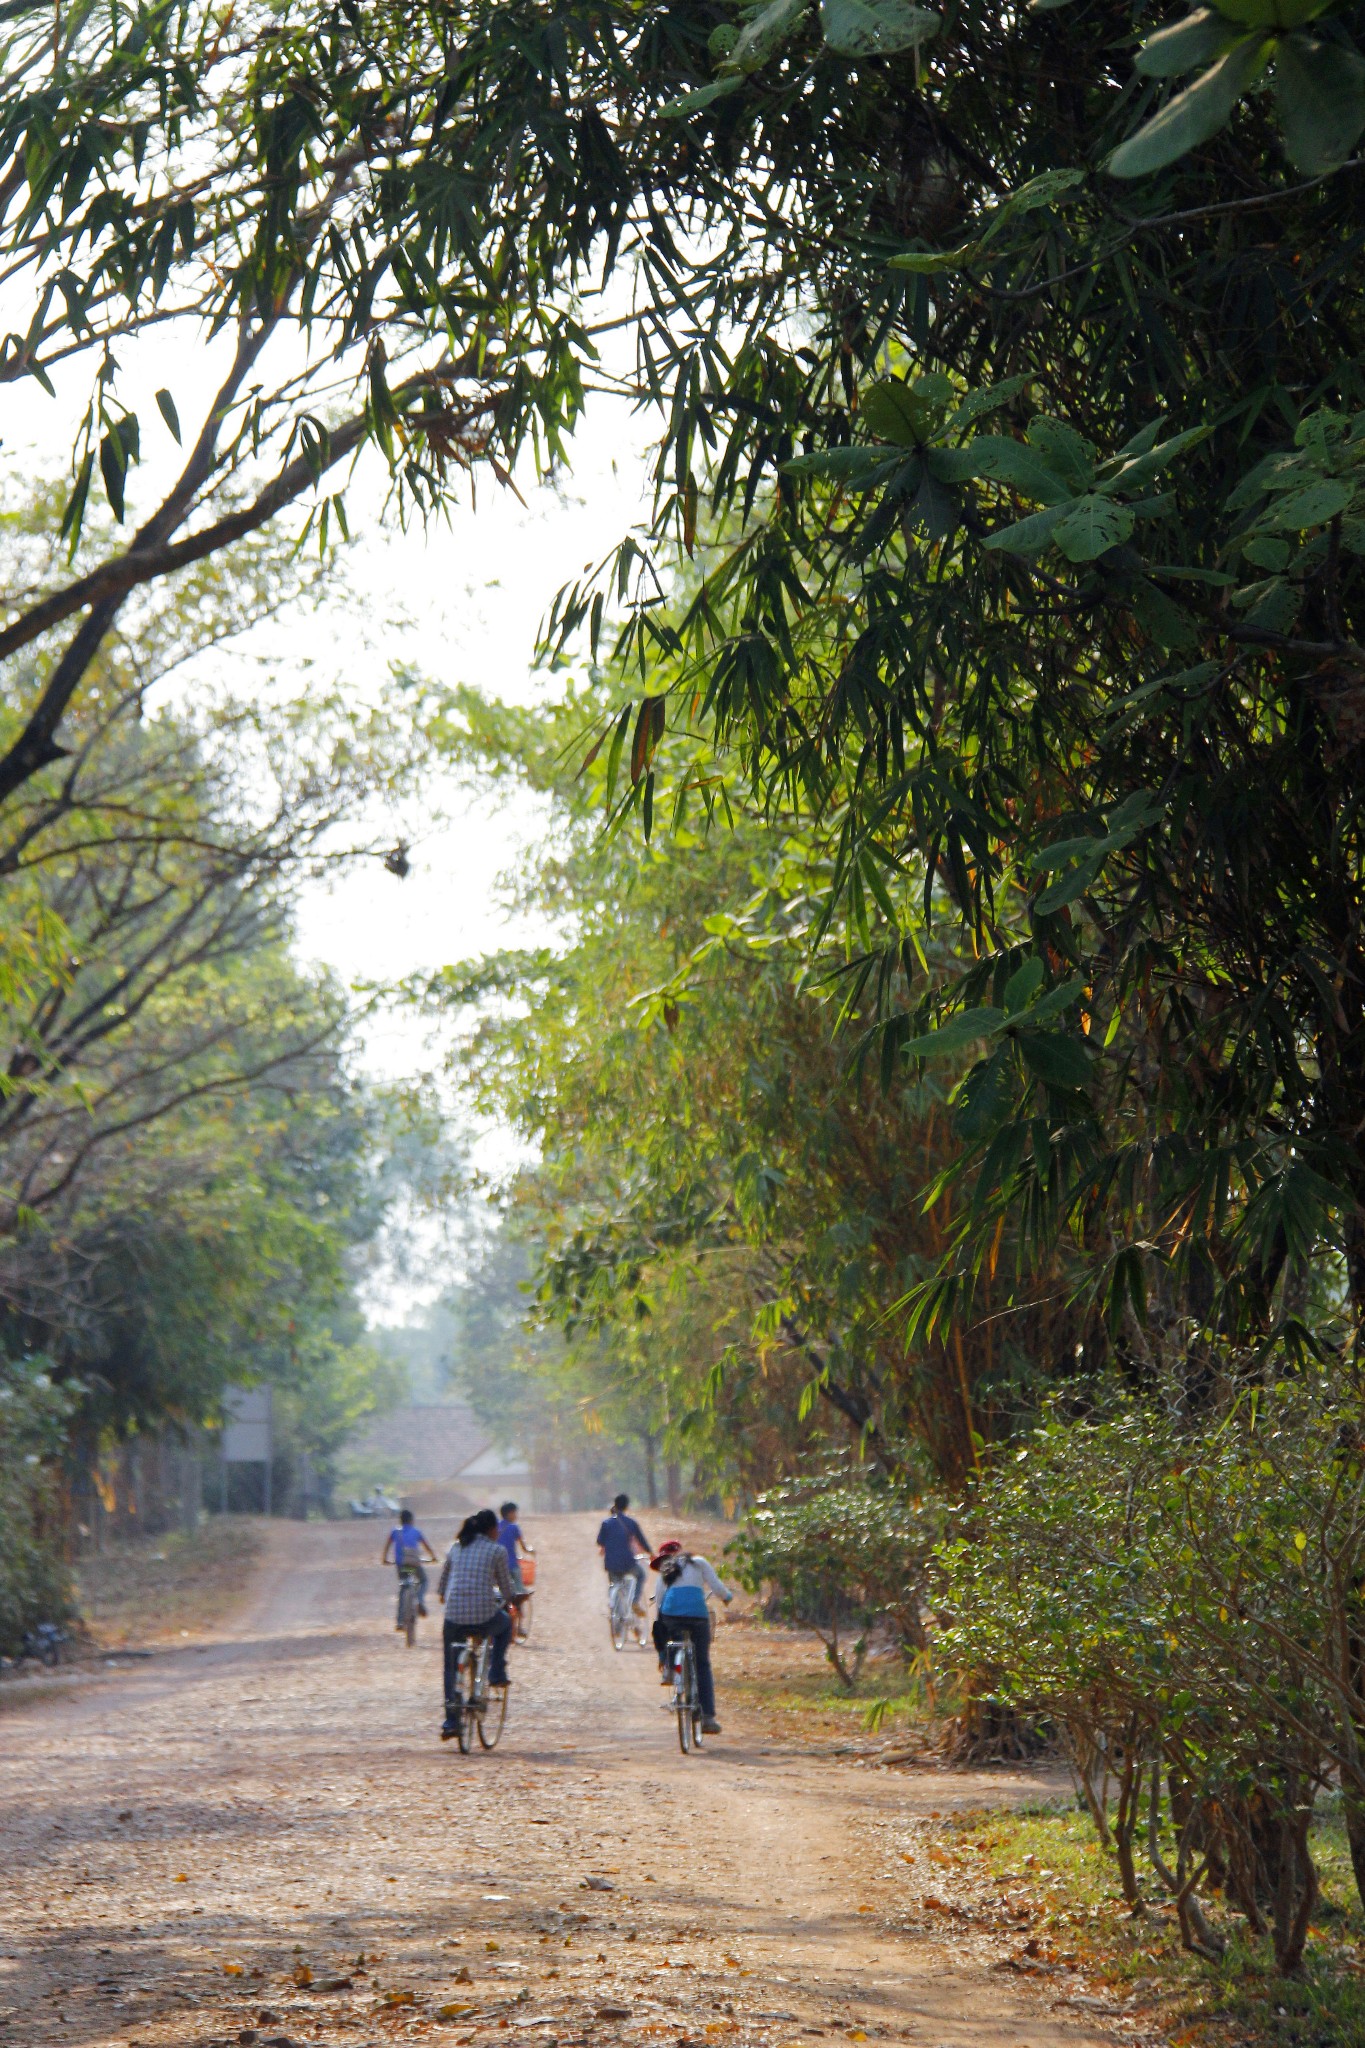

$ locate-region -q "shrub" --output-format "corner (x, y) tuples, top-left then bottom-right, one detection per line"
(935, 1374), (1365, 1973)
(729, 1472), (942, 1687)
(0, 1355), (75, 1656)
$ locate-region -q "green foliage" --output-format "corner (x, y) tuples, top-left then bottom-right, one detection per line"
(0, 1355), (76, 1653)
(729, 1471), (942, 1684)
(935, 1371), (1365, 1969)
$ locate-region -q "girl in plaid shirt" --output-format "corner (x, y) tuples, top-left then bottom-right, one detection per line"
(438, 1509), (517, 1740)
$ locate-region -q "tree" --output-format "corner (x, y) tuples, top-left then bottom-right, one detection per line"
(0, 0), (639, 808)
(428, 681), (1089, 1492)
(519, 0), (1365, 1351)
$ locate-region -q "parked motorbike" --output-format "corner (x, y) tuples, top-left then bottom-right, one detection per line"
(348, 1487), (399, 1519)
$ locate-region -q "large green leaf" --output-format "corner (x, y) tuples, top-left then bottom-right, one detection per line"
(860, 378), (943, 446)
(1136, 9), (1239, 77)
(1052, 495), (1136, 561)
(905, 1007), (1006, 1061)
(732, 0), (810, 72)
(1273, 34), (1365, 175)
(1108, 34), (1271, 178)
(938, 435), (1072, 503)
(661, 77), (746, 116)
(820, 0), (940, 54)
(1026, 417), (1095, 492)
(886, 242), (979, 274)
(1016, 1030), (1094, 1090)
(981, 503), (1070, 554)
(782, 446), (909, 486)
(1264, 476), (1355, 529)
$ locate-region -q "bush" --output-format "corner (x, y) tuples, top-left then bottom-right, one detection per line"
(934, 1374), (1365, 1974)
(729, 1471), (942, 1687)
(0, 1354), (75, 1656)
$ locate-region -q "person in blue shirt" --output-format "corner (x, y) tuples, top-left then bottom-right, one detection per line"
(496, 1501), (532, 1574)
(382, 1507), (437, 1622)
(650, 1538), (734, 1735)
(496, 1501), (533, 1639)
(596, 1493), (651, 1627)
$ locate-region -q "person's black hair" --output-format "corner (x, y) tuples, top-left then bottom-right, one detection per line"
(612, 1492), (629, 1512)
(457, 1512), (483, 1548)
(399, 1507), (414, 1525)
(500, 1501), (518, 1519)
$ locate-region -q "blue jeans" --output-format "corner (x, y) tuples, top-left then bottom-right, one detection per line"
(443, 1611), (511, 1708)
(653, 1613), (715, 1719)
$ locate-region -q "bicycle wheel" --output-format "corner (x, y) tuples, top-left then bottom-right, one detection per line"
(610, 1579), (631, 1652)
(455, 1651), (475, 1753)
(477, 1681), (508, 1748)
(518, 1593), (533, 1639)
(674, 1645), (693, 1754)
(400, 1582), (418, 1647)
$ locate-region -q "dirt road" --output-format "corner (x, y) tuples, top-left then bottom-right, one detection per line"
(0, 1515), (1126, 2048)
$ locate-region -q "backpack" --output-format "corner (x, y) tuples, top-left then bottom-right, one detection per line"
(658, 1550), (691, 1587)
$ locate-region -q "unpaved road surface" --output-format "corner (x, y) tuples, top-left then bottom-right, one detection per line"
(1, 1515), (1126, 2048)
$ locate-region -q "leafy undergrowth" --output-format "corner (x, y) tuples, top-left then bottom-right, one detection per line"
(917, 1797), (1365, 2048)
(73, 1515), (265, 1648)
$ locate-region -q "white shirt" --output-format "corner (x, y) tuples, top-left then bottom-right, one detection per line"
(651, 1552), (733, 1611)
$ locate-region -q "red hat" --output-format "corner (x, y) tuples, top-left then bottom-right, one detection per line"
(650, 1539), (682, 1569)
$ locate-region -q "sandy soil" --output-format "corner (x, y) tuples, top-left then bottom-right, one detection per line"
(0, 1513), (1146, 2048)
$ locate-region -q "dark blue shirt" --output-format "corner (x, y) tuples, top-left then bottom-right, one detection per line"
(496, 1518), (523, 1572)
(597, 1512), (648, 1574)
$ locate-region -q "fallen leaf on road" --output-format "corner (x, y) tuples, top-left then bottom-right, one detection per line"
(582, 1877), (614, 1892)
(291, 1964), (312, 1988)
(223, 1963), (244, 1976)
(596, 2006), (632, 2020)
(438, 2003), (478, 2021)
(175, 1873), (189, 1883)
(454, 1967), (473, 1983)
(921, 1896), (948, 1913)
(384, 1990), (417, 2007)
(315, 1976), (353, 1991)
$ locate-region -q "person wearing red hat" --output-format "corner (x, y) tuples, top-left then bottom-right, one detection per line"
(649, 1538), (734, 1734)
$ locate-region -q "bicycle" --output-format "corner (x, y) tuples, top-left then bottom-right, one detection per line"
(666, 1634), (704, 1754)
(396, 1563), (424, 1647)
(447, 1630), (508, 1752)
(607, 1571), (641, 1651)
(514, 1554), (535, 1639)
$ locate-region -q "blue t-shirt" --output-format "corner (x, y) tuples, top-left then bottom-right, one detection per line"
(597, 1513), (648, 1575)
(391, 1523), (426, 1560)
(496, 1519), (523, 1571)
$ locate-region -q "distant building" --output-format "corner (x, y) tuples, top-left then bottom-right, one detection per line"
(343, 1401), (533, 1516)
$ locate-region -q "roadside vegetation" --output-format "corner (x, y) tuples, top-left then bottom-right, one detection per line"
(7, 1), (1365, 2029)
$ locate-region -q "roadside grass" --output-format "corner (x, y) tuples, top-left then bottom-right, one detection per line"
(944, 1794), (1365, 2048)
(73, 1515), (265, 1648)
(722, 1612), (919, 1741)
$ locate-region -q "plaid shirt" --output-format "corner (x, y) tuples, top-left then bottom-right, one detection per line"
(442, 1535), (515, 1624)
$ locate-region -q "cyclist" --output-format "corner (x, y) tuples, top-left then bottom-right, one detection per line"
(596, 1492), (651, 1639)
(496, 1501), (533, 1573)
(497, 1501), (534, 1640)
(381, 1507), (437, 1623)
(437, 1508), (516, 1742)
(650, 1537), (734, 1736)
